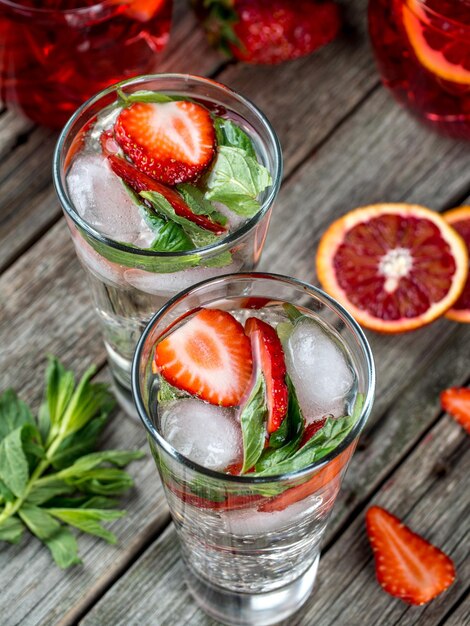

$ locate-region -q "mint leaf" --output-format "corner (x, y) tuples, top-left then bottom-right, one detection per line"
(158, 379), (185, 404)
(283, 303), (304, 323)
(64, 468), (134, 496)
(240, 375), (268, 473)
(117, 88), (175, 106)
(26, 478), (74, 506)
(43, 356), (75, 441)
(256, 377), (304, 471)
(214, 117), (257, 158)
(254, 394), (365, 476)
(176, 183), (228, 226)
(19, 504), (82, 568)
(0, 515), (24, 544)
(57, 450), (144, 478)
(141, 190), (220, 248)
(50, 413), (108, 470)
(0, 479), (14, 503)
(0, 389), (35, 441)
(47, 508), (125, 544)
(205, 146), (272, 217)
(0, 427), (29, 497)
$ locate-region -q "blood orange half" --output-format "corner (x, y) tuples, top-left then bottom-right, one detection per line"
(400, 0), (470, 85)
(316, 203), (468, 333)
(444, 206), (470, 322)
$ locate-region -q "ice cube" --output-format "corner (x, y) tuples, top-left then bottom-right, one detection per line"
(66, 153), (156, 248)
(124, 258), (243, 296)
(71, 229), (126, 286)
(285, 318), (354, 422)
(160, 399), (242, 471)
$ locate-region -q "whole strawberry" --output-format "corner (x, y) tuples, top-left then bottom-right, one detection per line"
(192, 0), (341, 65)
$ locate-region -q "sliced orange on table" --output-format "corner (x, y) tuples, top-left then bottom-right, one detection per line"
(400, 0), (470, 85)
(443, 206), (470, 322)
(316, 203), (468, 333)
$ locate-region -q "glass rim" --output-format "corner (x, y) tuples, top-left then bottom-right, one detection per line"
(52, 73), (283, 260)
(132, 272), (376, 485)
(0, 0), (118, 14)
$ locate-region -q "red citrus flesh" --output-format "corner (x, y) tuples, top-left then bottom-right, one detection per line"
(400, 0), (470, 85)
(444, 206), (470, 322)
(316, 204), (468, 333)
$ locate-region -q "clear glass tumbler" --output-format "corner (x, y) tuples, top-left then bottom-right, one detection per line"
(132, 273), (375, 626)
(53, 75), (282, 404)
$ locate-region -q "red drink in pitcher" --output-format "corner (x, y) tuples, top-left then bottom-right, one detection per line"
(0, 0), (172, 127)
(369, 0), (470, 139)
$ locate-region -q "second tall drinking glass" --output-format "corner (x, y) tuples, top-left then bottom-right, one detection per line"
(53, 74), (282, 404)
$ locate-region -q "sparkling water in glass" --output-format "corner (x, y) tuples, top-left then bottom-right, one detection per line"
(132, 273), (375, 626)
(53, 75), (282, 405)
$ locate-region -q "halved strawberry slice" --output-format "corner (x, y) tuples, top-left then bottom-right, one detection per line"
(440, 387), (470, 434)
(366, 506), (456, 605)
(107, 153), (226, 235)
(245, 317), (288, 434)
(155, 309), (253, 407)
(114, 100), (216, 186)
(299, 417), (327, 447)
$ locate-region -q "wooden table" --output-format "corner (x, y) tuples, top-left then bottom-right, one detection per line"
(1, 1), (469, 624)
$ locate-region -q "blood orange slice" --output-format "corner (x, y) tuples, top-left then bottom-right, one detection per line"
(316, 203), (468, 333)
(444, 206), (470, 322)
(400, 0), (470, 85)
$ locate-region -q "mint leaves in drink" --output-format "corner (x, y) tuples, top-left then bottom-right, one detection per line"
(0, 357), (144, 568)
(240, 375), (268, 473)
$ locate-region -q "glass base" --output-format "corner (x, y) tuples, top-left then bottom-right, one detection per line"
(183, 556), (319, 626)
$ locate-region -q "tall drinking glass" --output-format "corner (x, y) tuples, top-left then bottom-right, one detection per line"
(132, 273), (375, 626)
(53, 75), (282, 406)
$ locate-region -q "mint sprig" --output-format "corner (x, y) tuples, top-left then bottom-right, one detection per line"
(240, 375), (268, 473)
(0, 357), (144, 568)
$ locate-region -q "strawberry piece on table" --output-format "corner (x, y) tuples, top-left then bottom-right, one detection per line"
(114, 100), (216, 185)
(195, 0), (341, 65)
(107, 153), (226, 235)
(366, 506), (456, 605)
(245, 317), (288, 433)
(155, 309), (253, 407)
(440, 387), (470, 434)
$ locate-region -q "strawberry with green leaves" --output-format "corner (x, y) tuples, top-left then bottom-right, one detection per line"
(193, 0), (341, 65)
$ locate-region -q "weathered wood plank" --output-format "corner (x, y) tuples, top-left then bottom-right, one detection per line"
(442, 596), (470, 626)
(79, 403), (469, 626)
(0, 370), (170, 626)
(0, 0), (221, 274)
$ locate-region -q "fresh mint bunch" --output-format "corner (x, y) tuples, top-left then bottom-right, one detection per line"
(0, 357), (144, 568)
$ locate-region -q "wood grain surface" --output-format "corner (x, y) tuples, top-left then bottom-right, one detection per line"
(0, 0), (469, 624)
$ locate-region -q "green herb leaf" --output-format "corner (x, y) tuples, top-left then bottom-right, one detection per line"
(50, 413), (108, 470)
(283, 303), (304, 322)
(158, 379), (185, 404)
(176, 183), (228, 226)
(57, 450), (144, 479)
(205, 146), (271, 217)
(65, 468), (134, 496)
(0, 427), (29, 497)
(240, 375), (268, 473)
(254, 393), (365, 476)
(19, 504), (82, 568)
(0, 515), (24, 544)
(47, 508), (125, 544)
(43, 356), (76, 441)
(141, 190), (220, 248)
(117, 88), (175, 106)
(0, 389), (35, 441)
(0, 479), (15, 503)
(214, 117), (257, 158)
(26, 478), (74, 506)
(256, 377), (304, 471)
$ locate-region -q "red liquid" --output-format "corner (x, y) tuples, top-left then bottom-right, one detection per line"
(369, 0), (470, 139)
(0, 0), (172, 127)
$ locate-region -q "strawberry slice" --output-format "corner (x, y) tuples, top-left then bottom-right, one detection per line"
(107, 153), (226, 235)
(245, 317), (288, 434)
(299, 417), (327, 447)
(114, 100), (216, 186)
(440, 387), (470, 434)
(366, 506), (456, 605)
(155, 309), (253, 407)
